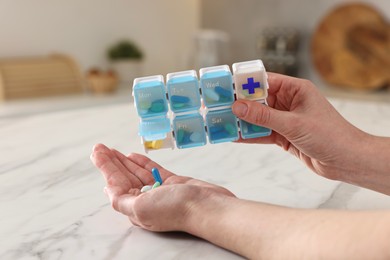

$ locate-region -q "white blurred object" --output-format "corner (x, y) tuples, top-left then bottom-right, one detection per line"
(192, 30), (230, 69)
(111, 60), (142, 85)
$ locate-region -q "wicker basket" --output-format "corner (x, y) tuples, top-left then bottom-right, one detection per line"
(87, 71), (118, 94)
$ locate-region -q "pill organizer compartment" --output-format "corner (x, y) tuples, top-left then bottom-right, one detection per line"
(232, 60), (268, 101)
(133, 75), (169, 118)
(173, 113), (207, 149)
(133, 60), (273, 151)
(139, 117), (174, 152)
(206, 108), (239, 144)
(166, 70), (201, 113)
(142, 133), (174, 152)
(200, 65), (234, 108)
(239, 119), (271, 139)
(238, 99), (272, 139)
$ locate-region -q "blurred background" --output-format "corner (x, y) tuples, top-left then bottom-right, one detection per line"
(0, 0), (389, 116)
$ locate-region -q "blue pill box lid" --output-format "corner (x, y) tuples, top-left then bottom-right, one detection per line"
(133, 75), (169, 118)
(166, 70), (201, 113)
(139, 117), (171, 141)
(199, 65), (234, 108)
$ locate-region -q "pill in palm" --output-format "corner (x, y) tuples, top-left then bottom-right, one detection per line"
(152, 168), (163, 184)
(141, 185), (152, 193)
(152, 181), (161, 189)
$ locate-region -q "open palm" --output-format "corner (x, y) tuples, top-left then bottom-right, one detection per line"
(91, 143), (234, 231)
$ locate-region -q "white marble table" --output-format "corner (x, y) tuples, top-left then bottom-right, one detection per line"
(1, 97), (390, 260)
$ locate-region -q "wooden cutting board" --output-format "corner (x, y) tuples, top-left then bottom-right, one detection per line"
(311, 3), (390, 90)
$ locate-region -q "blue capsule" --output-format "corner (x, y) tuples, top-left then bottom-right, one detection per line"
(215, 86), (232, 99)
(171, 95), (190, 104)
(151, 168), (163, 184)
(209, 125), (225, 134)
(149, 99), (165, 113)
(204, 88), (220, 102)
(210, 130), (229, 140)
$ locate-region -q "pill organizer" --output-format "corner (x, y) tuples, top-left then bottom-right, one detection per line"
(132, 59), (272, 152)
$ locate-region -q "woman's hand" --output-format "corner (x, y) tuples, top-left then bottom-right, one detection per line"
(232, 73), (390, 194)
(90, 144), (390, 259)
(90, 144), (235, 232)
(232, 73), (368, 180)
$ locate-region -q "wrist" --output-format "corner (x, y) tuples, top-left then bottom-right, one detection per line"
(183, 189), (232, 235)
(339, 133), (390, 194)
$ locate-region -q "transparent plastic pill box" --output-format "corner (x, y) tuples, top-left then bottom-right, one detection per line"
(132, 60), (272, 152)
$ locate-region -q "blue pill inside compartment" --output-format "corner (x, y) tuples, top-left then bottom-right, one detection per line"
(167, 76), (201, 113)
(133, 80), (168, 118)
(206, 109), (239, 144)
(200, 70), (234, 108)
(173, 113), (206, 149)
(239, 119), (271, 139)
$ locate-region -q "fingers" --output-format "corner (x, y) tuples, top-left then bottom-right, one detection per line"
(267, 72), (302, 94)
(91, 144), (175, 187)
(231, 73), (309, 137)
(91, 144), (143, 188)
(105, 186), (140, 217)
(234, 134), (277, 145)
(232, 100), (296, 137)
(126, 153), (175, 181)
(112, 149), (155, 185)
(91, 149), (132, 187)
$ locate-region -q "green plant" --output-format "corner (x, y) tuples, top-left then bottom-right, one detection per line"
(108, 40), (143, 61)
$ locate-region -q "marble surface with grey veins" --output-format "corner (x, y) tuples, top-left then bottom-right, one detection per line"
(1, 96), (390, 260)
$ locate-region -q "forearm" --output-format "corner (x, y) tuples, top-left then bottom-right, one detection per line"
(185, 194), (390, 259)
(342, 134), (390, 195)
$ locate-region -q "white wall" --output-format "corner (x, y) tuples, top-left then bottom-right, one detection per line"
(0, 0), (200, 76)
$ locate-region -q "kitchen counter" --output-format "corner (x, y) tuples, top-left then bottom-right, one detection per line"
(1, 96), (390, 260)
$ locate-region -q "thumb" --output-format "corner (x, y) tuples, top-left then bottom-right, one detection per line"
(105, 186), (140, 216)
(232, 100), (293, 136)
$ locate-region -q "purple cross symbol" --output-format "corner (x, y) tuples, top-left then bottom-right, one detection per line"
(242, 77), (260, 94)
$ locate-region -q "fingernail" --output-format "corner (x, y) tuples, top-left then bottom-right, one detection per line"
(233, 102), (248, 117)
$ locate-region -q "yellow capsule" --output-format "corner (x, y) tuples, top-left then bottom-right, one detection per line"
(242, 88), (264, 98)
(152, 140), (163, 149)
(144, 141), (154, 149)
(144, 139), (164, 150)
